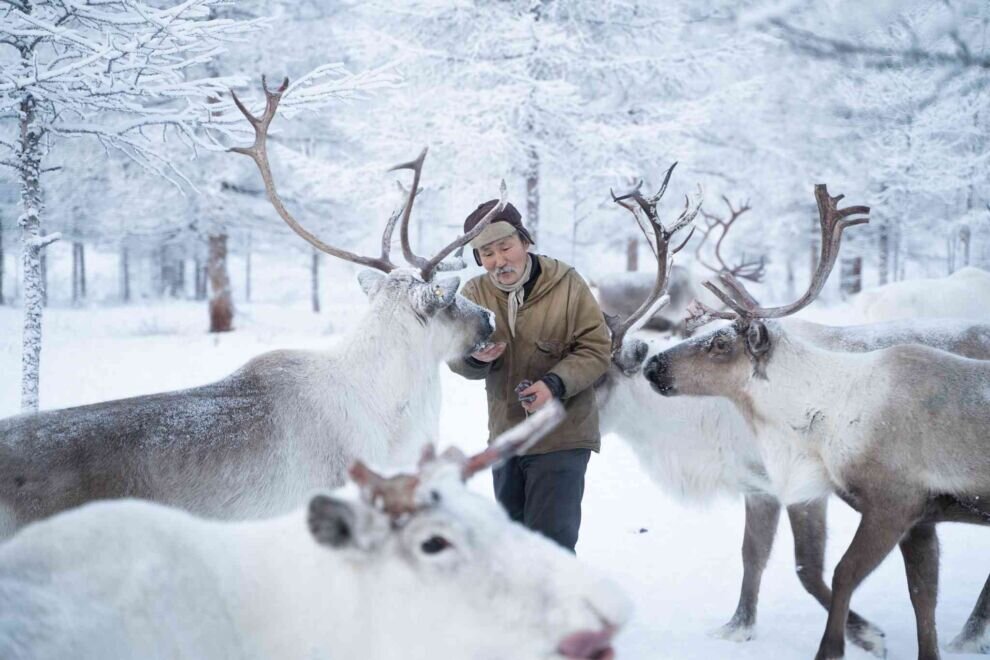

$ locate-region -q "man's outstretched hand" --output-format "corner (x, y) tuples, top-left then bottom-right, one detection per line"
(471, 342), (506, 363)
(518, 380), (552, 413)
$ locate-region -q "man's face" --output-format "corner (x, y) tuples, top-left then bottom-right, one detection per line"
(479, 233), (530, 285)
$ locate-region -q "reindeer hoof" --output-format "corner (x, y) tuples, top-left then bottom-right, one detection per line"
(709, 621), (755, 642)
(947, 631), (990, 654)
(847, 620), (887, 658)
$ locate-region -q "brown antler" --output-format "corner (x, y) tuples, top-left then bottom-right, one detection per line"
(686, 185), (868, 330)
(229, 76), (400, 273)
(607, 163), (702, 353)
(349, 462), (421, 518)
(695, 196), (766, 282)
(460, 400), (565, 479)
(389, 151), (508, 281)
(347, 401), (564, 519)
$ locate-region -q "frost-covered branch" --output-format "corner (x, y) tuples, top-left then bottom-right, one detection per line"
(768, 18), (990, 71)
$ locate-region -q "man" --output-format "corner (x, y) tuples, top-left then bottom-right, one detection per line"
(448, 200), (611, 553)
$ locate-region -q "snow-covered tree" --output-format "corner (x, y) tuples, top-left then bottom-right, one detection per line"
(0, 0), (393, 410)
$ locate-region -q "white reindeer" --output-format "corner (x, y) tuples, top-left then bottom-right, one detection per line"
(0, 77), (505, 536)
(599, 181), (990, 656)
(644, 185), (990, 660)
(0, 404), (632, 660)
(856, 266), (990, 323)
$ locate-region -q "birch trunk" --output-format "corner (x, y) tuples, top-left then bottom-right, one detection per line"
(18, 91), (56, 412)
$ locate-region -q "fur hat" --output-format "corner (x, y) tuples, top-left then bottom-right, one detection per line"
(463, 200), (534, 265)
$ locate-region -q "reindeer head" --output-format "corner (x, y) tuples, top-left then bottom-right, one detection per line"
(644, 185), (869, 398)
(303, 402), (631, 659)
(357, 268), (496, 359)
(230, 77), (502, 359)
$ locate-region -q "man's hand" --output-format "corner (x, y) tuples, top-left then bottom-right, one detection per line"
(519, 380), (552, 413)
(471, 342), (506, 363)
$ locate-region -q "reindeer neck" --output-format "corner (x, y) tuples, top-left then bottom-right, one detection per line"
(745, 334), (876, 438)
(340, 306), (440, 390)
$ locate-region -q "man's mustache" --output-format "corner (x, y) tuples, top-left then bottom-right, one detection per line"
(496, 265), (517, 275)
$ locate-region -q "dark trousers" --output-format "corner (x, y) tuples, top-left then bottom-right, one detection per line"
(492, 448), (591, 553)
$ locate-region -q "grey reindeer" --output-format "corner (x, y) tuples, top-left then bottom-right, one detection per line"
(644, 184), (990, 659)
(0, 77), (505, 537)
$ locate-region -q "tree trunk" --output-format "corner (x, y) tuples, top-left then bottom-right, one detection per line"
(174, 258), (185, 297)
(208, 233), (234, 332)
(18, 90), (54, 412)
(72, 242), (79, 304)
(311, 249), (320, 313)
(959, 225), (971, 268)
(840, 257), (862, 297)
(877, 221), (890, 285)
(891, 223), (900, 281)
(72, 241), (86, 304)
(245, 231), (252, 303)
(625, 236), (638, 271)
(0, 213), (5, 306)
(40, 248), (47, 307)
(120, 245), (131, 302)
(525, 146), (540, 242)
(194, 257), (206, 301)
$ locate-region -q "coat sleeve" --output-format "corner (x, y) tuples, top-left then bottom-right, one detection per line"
(446, 279), (495, 380)
(549, 274), (611, 398)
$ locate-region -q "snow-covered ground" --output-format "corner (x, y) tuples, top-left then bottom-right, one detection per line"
(0, 298), (987, 659)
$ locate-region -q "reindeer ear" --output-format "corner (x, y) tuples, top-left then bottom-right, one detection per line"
(416, 276), (460, 316)
(308, 494), (358, 548)
(746, 321), (771, 356)
(357, 270), (386, 298)
(432, 277), (460, 309)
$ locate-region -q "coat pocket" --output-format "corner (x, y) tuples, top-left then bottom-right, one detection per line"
(530, 339), (567, 375)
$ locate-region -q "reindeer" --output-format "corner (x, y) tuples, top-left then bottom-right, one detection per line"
(643, 185), (990, 659)
(0, 77), (504, 537)
(0, 404), (632, 660)
(597, 176), (892, 654)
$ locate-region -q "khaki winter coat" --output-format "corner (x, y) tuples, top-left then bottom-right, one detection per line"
(449, 255), (611, 455)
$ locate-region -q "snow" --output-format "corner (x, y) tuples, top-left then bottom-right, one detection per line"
(0, 300), (988, 659)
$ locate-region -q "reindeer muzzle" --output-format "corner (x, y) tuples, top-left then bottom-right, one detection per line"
(643, 354), (676, 396)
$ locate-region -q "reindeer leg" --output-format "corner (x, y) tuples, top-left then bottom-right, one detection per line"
(788, 498), (886, 657)
(899, 522), (940, 660)
(948, 572), (990, 654)
(817, 499), (923, 660)
(712, 493), (781, 641)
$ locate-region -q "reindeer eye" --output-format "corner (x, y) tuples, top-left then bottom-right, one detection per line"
(711, 336), (728, 352)
(421, 535), (451, 554)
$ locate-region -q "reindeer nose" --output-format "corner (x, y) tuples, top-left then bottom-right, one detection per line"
(643, 354), (676, 396)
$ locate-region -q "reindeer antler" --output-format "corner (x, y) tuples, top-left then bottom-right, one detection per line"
(390, 149), (509, 282)
(685, 185), (869, 330)
(230, 76), (401, 273)
(606, 163), (702, 353)
(695, 196), (766, 283)
(347, 401), (565, 519)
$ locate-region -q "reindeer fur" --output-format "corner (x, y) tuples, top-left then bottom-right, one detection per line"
(0, 270), (494, 537)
